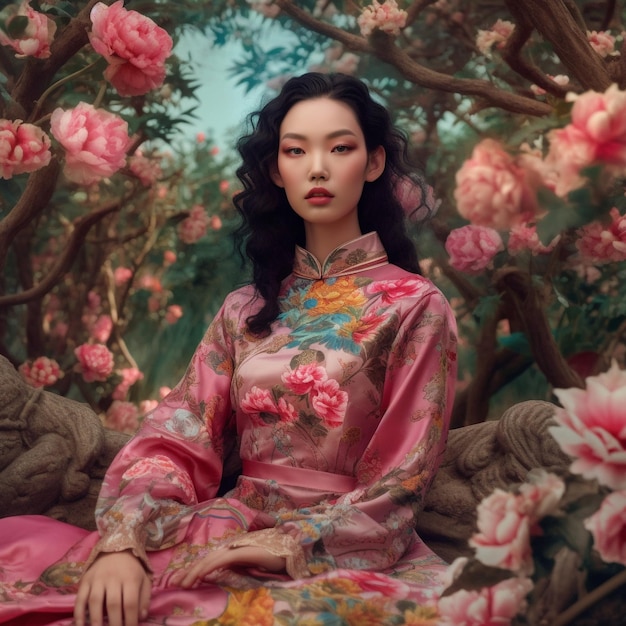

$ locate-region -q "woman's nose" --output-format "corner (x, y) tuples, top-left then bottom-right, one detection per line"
(308, 153), (328, 181)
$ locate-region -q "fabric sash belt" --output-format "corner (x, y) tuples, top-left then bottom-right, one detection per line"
(242, 459), (357, 493)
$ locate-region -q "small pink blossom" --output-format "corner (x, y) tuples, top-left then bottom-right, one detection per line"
(165, 304), (183, 324)
(475, 19), (515, 56)
(50, 102), (131, 185)
(112, 366), (144, 401)
(114, 266), (133, 286)
(469, 488), (534, 574)
(445, 225), (504, 274)
(438, 576), (533, 626)
(454, 138), (541, 229)
(178, 204), (210, 244)
(357, 0), (408, 37)
(139, 399), (159, 414)
(18, 356), (63, 388)
(311, 378), (348, 428)
(89, 1), (173, 97)
(575, 207), (626, 264)
(219, 180), (230, 193)
(163, 250), (176, 266)
(518, 469), (566, 522)
(128, 150), (162, 186)
(90, 314), (113, 343)
(584, 490), (626, 566)
(105, 400), (140, 434)
(282, 363), (328, 395)
(196, 132), (206, 144)
(0, 119), (51, 179)
(508, 223), (560, 256)
(210, 215), (223, 231)
(549, 360), (626, 490)
(587, 30), (616, 58)
(0, 1), (57, 59)
(74, 343), (114, 383)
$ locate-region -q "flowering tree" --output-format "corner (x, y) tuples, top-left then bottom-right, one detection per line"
(0, 0), (242, 431)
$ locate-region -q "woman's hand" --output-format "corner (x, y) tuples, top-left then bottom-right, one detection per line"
(74, 550), (152, 626)
(170, 545), (286, 588)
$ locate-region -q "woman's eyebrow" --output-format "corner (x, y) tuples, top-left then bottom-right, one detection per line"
(280, 129), (358, 141)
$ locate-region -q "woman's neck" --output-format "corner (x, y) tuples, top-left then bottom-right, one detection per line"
(303, 222), (362, 265)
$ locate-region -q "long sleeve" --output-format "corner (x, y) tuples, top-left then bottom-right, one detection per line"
(235, 287), (457, 575)
(87, 299), (238, 569)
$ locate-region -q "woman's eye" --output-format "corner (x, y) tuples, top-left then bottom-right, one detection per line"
(285, 147), (304, 155)
(333, 145), (352, 153)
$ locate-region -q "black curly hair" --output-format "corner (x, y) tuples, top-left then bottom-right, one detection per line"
(234, 72), (427, 336)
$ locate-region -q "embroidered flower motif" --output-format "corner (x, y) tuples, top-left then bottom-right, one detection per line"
(365, 278), (423, 304)
(281, 363), (328, 395)
(241, 386), (298, 426)
(311, 378), (348, 428)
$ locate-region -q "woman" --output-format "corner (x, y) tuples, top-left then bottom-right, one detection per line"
(0, 72), (457, 626)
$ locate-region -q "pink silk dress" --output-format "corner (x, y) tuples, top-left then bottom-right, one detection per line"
(0, 232), (458, 625)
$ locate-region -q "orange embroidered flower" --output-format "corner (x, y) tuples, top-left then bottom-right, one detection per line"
(215, 587), (274, 626)
(303, 277), (366, 315)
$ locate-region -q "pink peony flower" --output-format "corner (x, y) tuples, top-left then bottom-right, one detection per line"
(50, 102), (131, 185)
(445, 225), (504, 274)
(469, 488), (534, 574)
(454, 139), (541, 229)
(575, 207), (626, 264)
(587, 30), (616, 58)
(89, 314), (113, 343)
(311, 378), (348, 428)
(105, 400), (140, 434)
(241, 385), (297, 426)
(549, 360), (626, 490)
(0, 119), (51, 179)
(584, 490), (626, 566)
(546, 84), (626, 195)
(74, 343), (114, 383)
(128, 150), (162, 186)
(282, 363), (328, 395)
(518, 469), (566, 522)
(438, 576), (533, 626)
(89, 1), (173, 97)
(165, 304), (183, 324)
(0, 1), (57, 59)
(18, 356), (63, 388)
(475, 19), (515, 56)
(357, 0), (407, 37)
(178, 204), (210, 244)
(508, 223), (560, 256)
(393, 176), (441, 221)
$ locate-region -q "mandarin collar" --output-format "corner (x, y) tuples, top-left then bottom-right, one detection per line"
(292, 232), (389, 279)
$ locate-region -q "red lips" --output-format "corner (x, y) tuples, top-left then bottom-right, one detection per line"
(305, 187), (334, 199)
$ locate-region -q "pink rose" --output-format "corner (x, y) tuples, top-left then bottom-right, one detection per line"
(282, 363), (328, 395)
(475, 19), (515, 56)
(445, 225), (504, 274)
(128, 150), (162, 186)
(357, 0), (407, 37)
(105, 400), (140, 434)
(18, 356), (63, 388)
(50, 102), (130, 185)
(311, 378), (348, 428)
(584, 490), (626, 566)
(454, 139), (540, 229)
(178, 204), (210, 244)
(0, 119), (51, 179)
(575, 207), (626, 264)
(508, 223), (560, 256)
(0, 1), (56, 59)
(89, 1), (173, 97)
(74, 343), (114, 383)
(438, 576), (533, 626)
(518, 469), (566, 522)
(365, 278), (423, 303)
(112, 366), (143, 401)
(469, 488), (534, 574)
(587, 30), (616, 58)
(549, 359), (626, 490)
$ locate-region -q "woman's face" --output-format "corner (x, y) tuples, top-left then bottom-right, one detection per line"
(271, 97), (385, 235)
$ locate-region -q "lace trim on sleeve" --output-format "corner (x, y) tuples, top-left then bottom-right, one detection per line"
(83, 527), (152, 575)
(225, 528), (309, 580)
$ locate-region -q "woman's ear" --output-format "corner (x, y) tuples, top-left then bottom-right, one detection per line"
(270, 163), (284, 188)
(365, 146), (386, 182)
